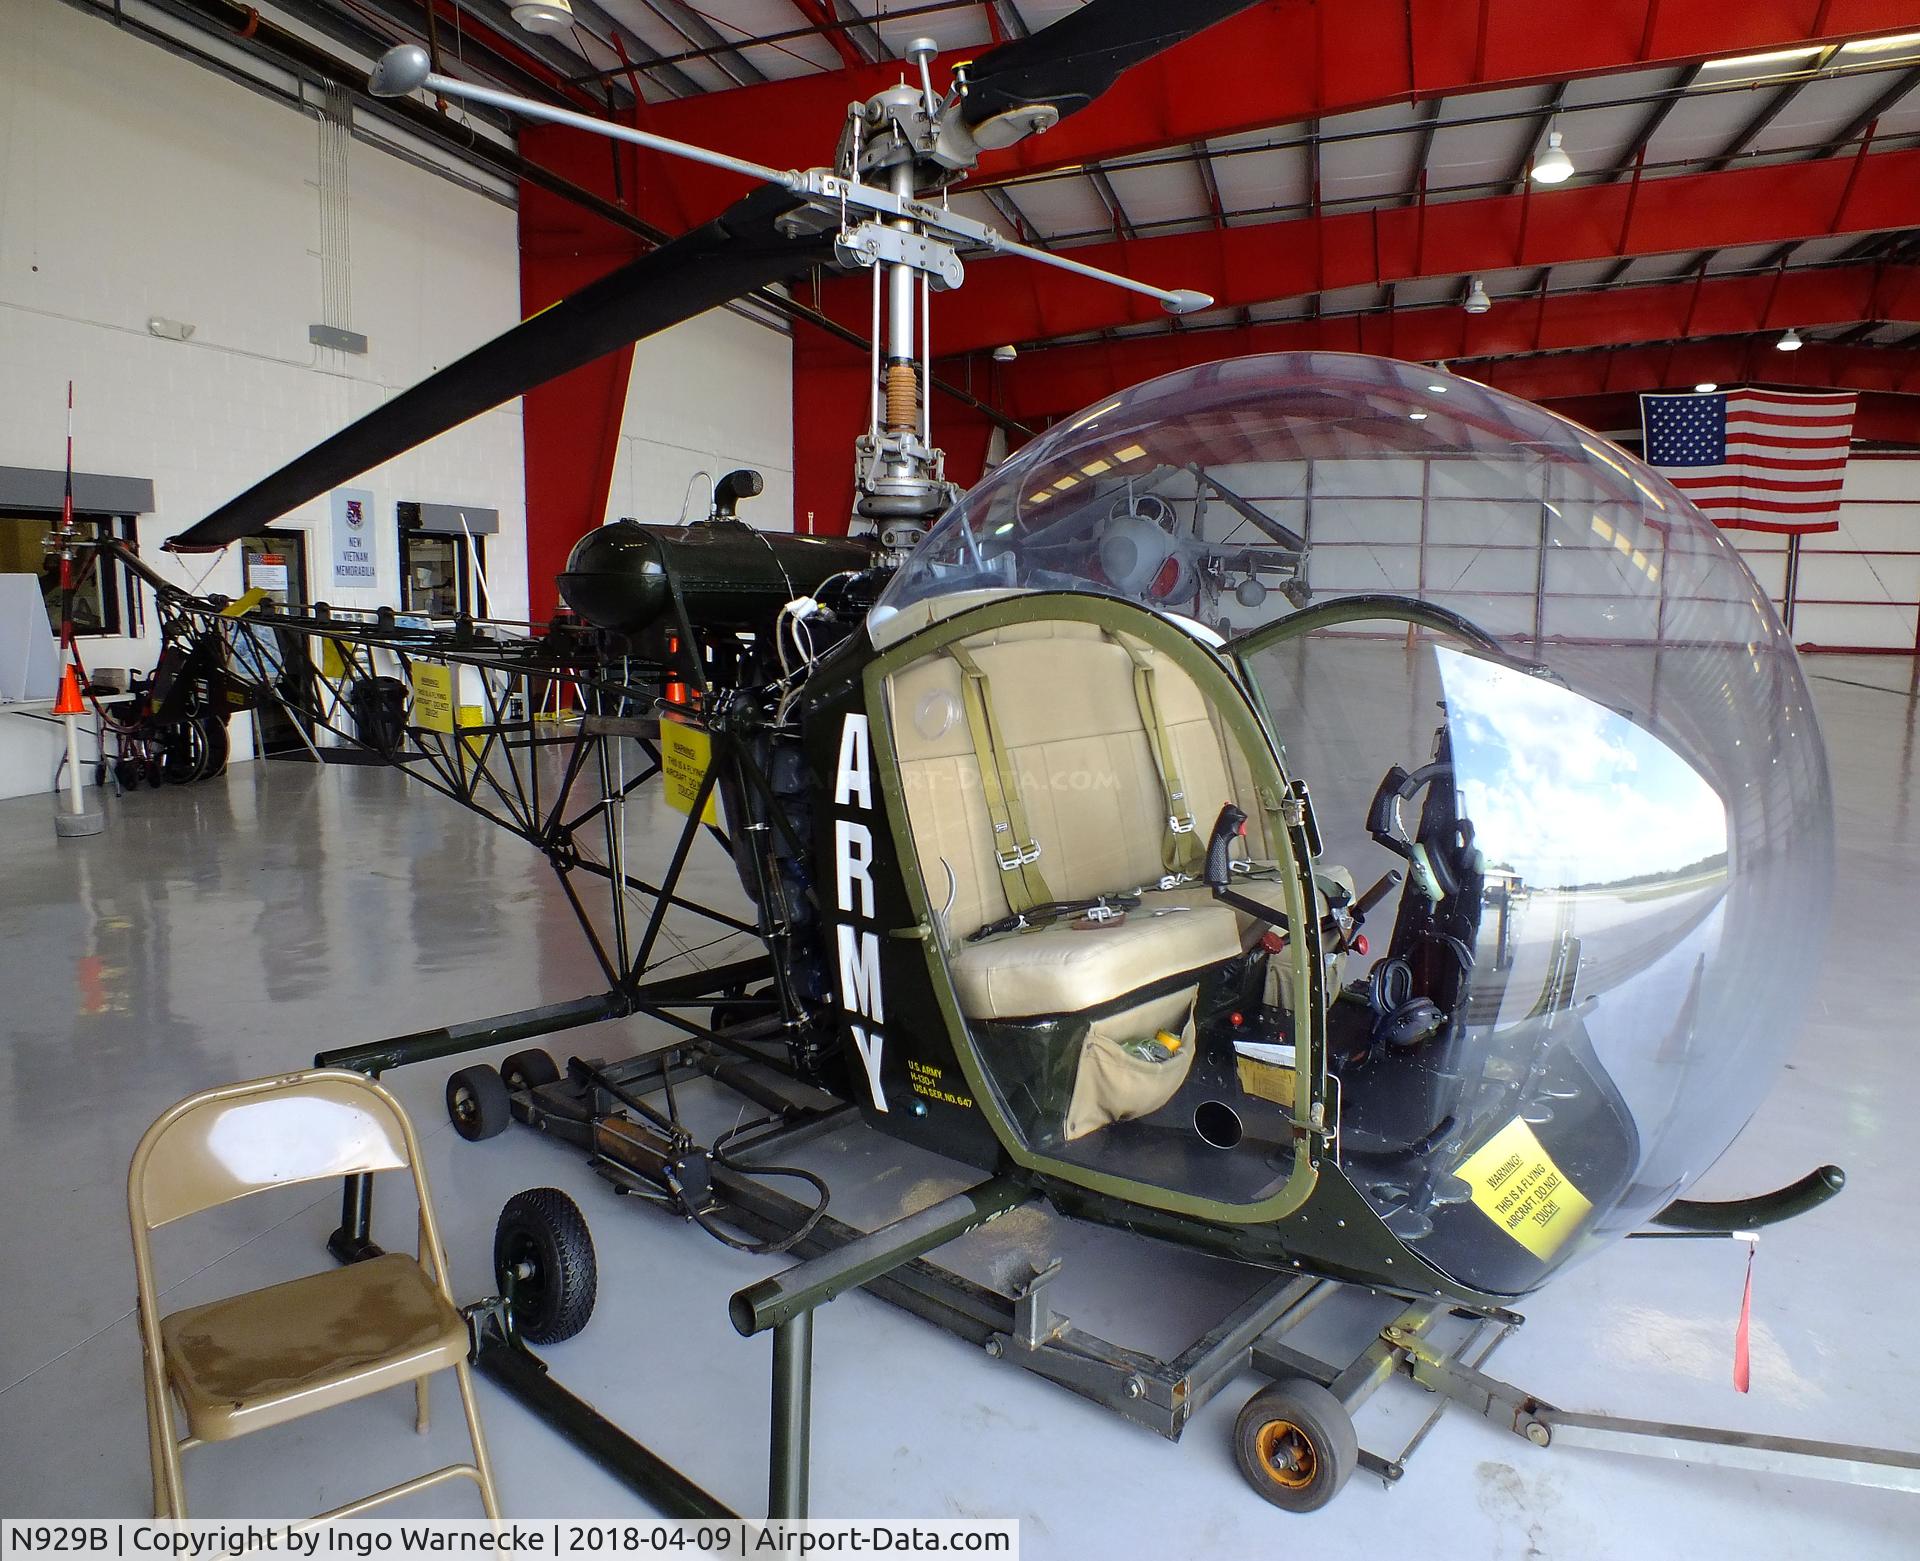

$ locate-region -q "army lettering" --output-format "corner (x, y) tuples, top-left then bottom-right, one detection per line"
(833, 715), (888, 1111)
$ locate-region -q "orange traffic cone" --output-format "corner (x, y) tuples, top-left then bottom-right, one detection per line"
(53, 662), (85, 716)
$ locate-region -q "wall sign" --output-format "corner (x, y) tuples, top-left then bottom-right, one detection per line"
(329, 488), (378, 588)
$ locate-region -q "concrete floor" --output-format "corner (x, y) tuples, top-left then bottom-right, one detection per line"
(0, 656), (1915, 1556)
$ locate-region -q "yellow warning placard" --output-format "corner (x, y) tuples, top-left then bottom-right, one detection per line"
(1456, 1117), (1592, 1259)
(318, 637), (347, 679)
(660, 714), (719, 825)
(410, 662), (456, 734)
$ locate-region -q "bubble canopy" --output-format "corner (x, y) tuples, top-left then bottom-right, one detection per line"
(876, 352), (1833, 1291)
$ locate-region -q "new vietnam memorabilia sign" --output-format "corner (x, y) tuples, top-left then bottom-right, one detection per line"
(330, 488), (378, 588)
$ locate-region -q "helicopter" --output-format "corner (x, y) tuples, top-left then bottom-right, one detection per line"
(81, 0), (1852, 1515)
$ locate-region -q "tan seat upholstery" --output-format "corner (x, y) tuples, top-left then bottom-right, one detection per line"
(948, 901), (1239, 1019)
(129, 1070), (500, 1520)
(889, 621), (1268, 1020)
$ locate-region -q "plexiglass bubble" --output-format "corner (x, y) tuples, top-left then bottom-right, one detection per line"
(877, 352), (1833, 1292)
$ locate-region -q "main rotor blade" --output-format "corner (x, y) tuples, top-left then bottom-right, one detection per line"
(168, 185), (827, 552)
(958, 0), (1258, 131)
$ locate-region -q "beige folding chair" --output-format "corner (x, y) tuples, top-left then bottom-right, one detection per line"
(128, 1068), (501, 1519)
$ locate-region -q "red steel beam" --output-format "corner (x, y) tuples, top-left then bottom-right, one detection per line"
(917, 146), (1920, 354)
(517, 125), (652, 620)
(617, 1), (1920, 225)
(785, 0), (865, 68)
(1478, 339), (1920, 400)
(1545, 389), (1920, 442)
(979, 263), (1920, 420)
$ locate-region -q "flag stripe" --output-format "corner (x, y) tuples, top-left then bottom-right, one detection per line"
(1689, 498), (1846, 513)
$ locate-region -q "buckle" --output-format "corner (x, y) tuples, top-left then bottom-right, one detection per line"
(996, 840), (1042, 871)
(1083, 902), (1122, 924)
(1169, 813), (1196, 835)
(1157, 873), (1189, 891)
(967, 912), (1028, 942)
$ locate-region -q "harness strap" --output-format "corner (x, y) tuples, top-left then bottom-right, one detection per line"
(946, 643), (1053, 913)
(1112, 635), (1205, 875)
(967, 893), (1141, 943)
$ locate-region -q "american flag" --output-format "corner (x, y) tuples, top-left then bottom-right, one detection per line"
(1639, 388), (1855, 534)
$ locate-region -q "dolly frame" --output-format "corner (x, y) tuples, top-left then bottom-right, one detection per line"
(313, 998), (1920, 1518)
(316, 1003), (1338, 1514)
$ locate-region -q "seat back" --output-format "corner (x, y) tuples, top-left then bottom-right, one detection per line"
(887, 621), (1257, 940)
(130, 1070), (415, 1231)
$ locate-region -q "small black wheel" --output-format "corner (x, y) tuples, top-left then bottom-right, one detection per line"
(501, 1048), (560, 1093)
(446, 1065), (511, 1141)
(198, 713), (230, 778)
(159, 715), (210, 785)
(494, 1187), (597, 1344)
(1233, 1379), (1359, 1513)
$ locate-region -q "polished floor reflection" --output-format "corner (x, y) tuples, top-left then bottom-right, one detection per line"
(0, 658), (1915, 1555)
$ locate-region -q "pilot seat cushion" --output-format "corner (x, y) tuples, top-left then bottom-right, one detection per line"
(947, 899), (1239, 1020)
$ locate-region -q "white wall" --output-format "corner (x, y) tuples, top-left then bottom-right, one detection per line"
(0, 0), (528, 798)
(608, 304), (794, 530)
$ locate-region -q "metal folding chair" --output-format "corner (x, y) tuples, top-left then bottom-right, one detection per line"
(128, 1068), (501, 1518)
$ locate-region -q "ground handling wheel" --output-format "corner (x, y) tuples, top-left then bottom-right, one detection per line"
(711, 982), (776, 1035)
(1233, 1379), (1360, 1512)
(446, 1064), (511, 1142)
(495, 1187), (597, 1344)
(501, 1048), (560, 1093)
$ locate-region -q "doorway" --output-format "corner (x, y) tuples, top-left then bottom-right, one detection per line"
(238, 529), (314, 756)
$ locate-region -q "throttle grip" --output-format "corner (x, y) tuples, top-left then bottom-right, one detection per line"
(1204, 803), (1247, 889)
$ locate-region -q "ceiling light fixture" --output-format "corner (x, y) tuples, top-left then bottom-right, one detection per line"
(992, 343), (1018, 362)
(1695, 381), (1718, 392)
(1841, 32), (1920, 56)
(1531, 129), (1574, 185)
(1409, 410), (1429, 421)
(1463, 278), (1491, 315)
(1427, 382), (1448, 393)
(1776, 328), (1804, 352)
(1706, 45), (1822, 72)
(511, 0), (575, 35)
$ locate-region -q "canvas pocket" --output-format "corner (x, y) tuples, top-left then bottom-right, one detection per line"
(1064, 987), (1197, 1141)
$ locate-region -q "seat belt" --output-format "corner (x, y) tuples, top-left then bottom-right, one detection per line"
(946, 643), (1053, 913)
(1112, 635), (1205, 875)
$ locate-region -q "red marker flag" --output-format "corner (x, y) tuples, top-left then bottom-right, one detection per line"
(1732, 1241), (1756, 1394)
(58, 382), (76, 650)
(62, 380), (74, 530)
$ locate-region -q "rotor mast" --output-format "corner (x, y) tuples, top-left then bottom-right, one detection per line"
(841, 40), (955, 551)
(359, 39), (1213, 554)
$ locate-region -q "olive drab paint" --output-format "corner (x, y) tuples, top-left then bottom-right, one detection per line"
(832, 714), (888, 1110)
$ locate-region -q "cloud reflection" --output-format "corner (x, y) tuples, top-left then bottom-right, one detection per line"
(1439, 649), (1728, 891)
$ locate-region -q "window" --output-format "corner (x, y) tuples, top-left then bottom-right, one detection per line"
(0, 513), (139, 638)
(399, 524), (487, 618)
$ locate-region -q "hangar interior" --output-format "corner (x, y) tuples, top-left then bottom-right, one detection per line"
(1, 1), (1918, 1554)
